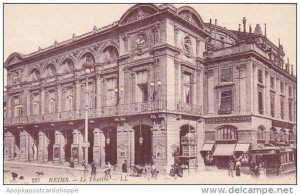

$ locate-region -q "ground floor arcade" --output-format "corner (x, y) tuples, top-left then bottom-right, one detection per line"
(4, 114), (205, 170)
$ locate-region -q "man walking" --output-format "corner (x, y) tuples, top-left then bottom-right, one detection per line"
(228, 160), (234, 178)
(121, 160), (128, 181)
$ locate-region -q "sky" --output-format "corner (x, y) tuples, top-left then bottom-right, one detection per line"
(3, 4), (296, 87)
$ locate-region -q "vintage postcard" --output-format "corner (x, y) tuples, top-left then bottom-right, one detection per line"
(3, 3), (296, 185)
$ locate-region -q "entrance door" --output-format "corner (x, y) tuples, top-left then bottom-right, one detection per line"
(64, 130), (73, 162)
(47, 131), (54, 162)
(134, 124), (152, 165)
(103, 127), (117, 165)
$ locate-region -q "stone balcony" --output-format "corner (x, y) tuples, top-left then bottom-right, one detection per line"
(4, 100), (203, 126)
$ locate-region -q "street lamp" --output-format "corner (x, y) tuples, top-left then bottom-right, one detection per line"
(82, 60), (93, 168)
(106, 129), (111, 145)
(150, 80), (162, 101)
(139, 123), (143, 145)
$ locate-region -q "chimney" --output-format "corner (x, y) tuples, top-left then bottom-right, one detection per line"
(278, 38), (281, 47)
(249, 24), (252, 33)
(243, 17), (247, 33)
(215, 19), (217, 26)
(264, 23), (267, 37)
(210, 19), (212, 25)
(291, 65), (294, 75)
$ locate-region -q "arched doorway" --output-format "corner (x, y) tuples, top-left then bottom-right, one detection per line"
(103, 127), (117, 165)
(47, 130), (55, 162)
(134, 124), (152, 165)
(64, 130), (73, 162)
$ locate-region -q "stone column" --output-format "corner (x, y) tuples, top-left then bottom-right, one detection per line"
(53, 130), (65, 163)
(19, 130), (33, 162)
(71, 129), (84, 165)
(96, 76), (102, 108)
(166, 117), (180, 170)
(75, 80), (81, 111)
(38, 131), (49, 163)
(57, 85), (62, 113)
(93, 128), (105, 167)
(40, 87), (45, 115)
(4, 131), (15, 160)
(196, 119), (205, 171)
(116, 126), (128, 165)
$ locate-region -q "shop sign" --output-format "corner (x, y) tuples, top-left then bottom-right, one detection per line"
(272, 120), (294, 129)
(205, 115), (251, 124)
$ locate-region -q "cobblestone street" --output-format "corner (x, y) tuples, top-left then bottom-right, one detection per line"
(4, 161), (296, 184)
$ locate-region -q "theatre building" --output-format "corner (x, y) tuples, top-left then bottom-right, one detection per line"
(4, 4), (206, 170)
(4, 4), (296, 175)
(201, 19), (296, 175)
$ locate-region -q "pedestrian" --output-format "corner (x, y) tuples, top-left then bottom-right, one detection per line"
(104, 161), (112, 179)
(121, 160), (128, 180)
(144, 163), (152, 181)
(228, 160), (234, 178)
(235, 160), (241, 177)
(82, 161), (88, 177)
(91, 161), (97, 177)
(151, 162), (158, 179)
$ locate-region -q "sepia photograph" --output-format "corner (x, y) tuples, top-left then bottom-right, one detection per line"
(3, 3), (297, 185)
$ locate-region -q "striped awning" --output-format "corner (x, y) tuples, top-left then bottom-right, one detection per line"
(235, 143), (250, 152)
(201, 143), (214, 152)
(213, 144), (236, 156)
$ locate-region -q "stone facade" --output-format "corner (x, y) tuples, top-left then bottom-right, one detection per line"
(4, 4), (296, 174)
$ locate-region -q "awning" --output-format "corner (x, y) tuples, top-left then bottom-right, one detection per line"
(234, 143), (250, 153)
(213, 144), (236, 156)
(201, 143), (214, 152)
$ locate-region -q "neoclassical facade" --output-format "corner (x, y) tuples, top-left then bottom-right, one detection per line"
(4, 4), (296, 174)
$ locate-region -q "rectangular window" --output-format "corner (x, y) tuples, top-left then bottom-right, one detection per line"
(183, 72), (192, 104)
(136, 71), (148, 103)
(258, 69), (263, 83)
(288, 86), (292, 97)
(270, 76), (275, 89)
(218, 90), (232, 115)
(289, 100), (292, 121)
(220, 68), (232, 82)
(106, 78), (117, 106)
(280, 98), (284, 120)
(14, 97), (22, 117)
(32, 93), (40, 115)
(270, 93), (275, 117)
(280, 82), (284, 94)
(258, 90), (264, 114)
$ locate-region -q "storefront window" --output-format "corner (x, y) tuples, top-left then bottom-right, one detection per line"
(216, 126), (237, 140)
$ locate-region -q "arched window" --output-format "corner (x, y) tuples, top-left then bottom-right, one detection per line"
(81, 53), (95, 70)
(30, 69), (40, 81)
(100, 46), (119, 63)
(257, 126), (266, 140)
(45, 64), (56, 77)
(62, 58), (74, 73)
(216, 126), (237, 140)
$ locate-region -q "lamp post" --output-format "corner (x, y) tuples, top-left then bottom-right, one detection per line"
(82, 61), (93, 171)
